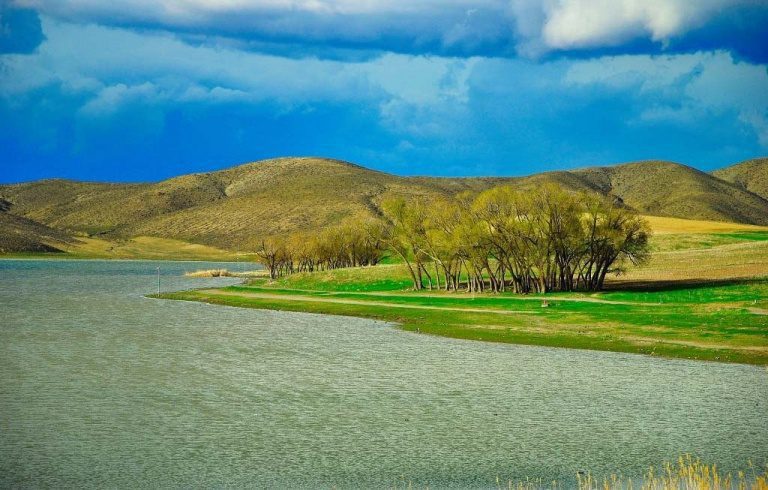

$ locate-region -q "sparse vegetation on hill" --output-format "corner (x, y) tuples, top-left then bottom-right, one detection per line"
(572, 160), (768, 225)
(0, 158), (450, 252)
(1, 156), (766, 255)
(713, 157), (768, 201)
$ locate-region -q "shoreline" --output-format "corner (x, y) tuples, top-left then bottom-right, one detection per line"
(155, 285), (768, 366)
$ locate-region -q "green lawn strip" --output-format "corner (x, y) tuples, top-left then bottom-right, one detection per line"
(227, 285), (546, 311)
(249, 269), (768, 309)
(226, 285), (768, 334)
(717, 231), (768, 242)
(156, 289), (768, 365)
(225, 286), (768, 340)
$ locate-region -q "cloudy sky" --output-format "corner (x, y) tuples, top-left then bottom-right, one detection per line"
(1, 0), (767, 182)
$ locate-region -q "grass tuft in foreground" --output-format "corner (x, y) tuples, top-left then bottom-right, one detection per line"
(577, 455), (768, 490)
(383, 455), (768, 489)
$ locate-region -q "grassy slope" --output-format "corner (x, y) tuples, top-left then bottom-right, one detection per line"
(713, 157), (768, 201)
(161, 219), (768, 365)
(3, 157), (768, 255)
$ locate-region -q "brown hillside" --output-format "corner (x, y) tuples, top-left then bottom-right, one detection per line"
(125, 158), (452, 249)
(712, 157), (768, 201)
(421, 160), (768, 225)
(571, 161), (768, 225)
(1, 158), (451, 250)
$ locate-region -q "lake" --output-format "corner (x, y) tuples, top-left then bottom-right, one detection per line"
(1, 259), (766, 488)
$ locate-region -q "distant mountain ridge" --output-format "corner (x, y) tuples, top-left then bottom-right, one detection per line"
(1, 157), (767, 253)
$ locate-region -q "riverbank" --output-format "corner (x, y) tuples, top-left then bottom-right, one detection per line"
(156, 239), (768, 366)
(158, 280), (768, 365)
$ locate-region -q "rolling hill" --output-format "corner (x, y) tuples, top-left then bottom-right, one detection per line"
(571, 160), (768, 225)
(712, 157), (768, 201)
(1, 156), (767, 254)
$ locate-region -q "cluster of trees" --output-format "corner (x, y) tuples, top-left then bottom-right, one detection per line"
(254, 184), (651, 293)
(382, 184), (651, 293)
(254, 219), (387, 279)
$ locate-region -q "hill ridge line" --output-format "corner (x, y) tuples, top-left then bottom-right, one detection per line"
(2, 156), (767, 253)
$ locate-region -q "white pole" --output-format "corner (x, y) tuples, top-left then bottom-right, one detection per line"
(156, 266), (160, 295)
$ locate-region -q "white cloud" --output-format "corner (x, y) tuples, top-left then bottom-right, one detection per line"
(12, 0), (761, 57)
(741, 111), (768, 147)
(16, 0), (488, 18)
(14, 0), (505, 53)
(541, 0), (718, 49)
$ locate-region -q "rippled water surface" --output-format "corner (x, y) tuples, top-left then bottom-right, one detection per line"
(1, 259), (766, 488)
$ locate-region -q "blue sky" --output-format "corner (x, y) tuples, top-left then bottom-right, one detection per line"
(1, 0), (767, 183)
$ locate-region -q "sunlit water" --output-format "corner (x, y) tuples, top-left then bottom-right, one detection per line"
(1, 260), (766, 488)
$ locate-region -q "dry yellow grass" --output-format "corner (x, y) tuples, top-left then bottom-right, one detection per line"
(575, 455), (768, 490)
(644, 215), (768, 235)
(613, 240), (768, 284)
